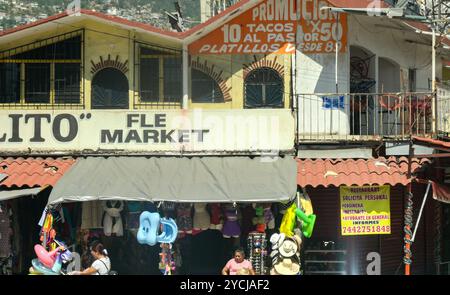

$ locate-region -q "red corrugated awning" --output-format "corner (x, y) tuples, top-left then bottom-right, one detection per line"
(431, 181), (450, 204)
(297, 157), (430, 188)
(0, 157), (75, 188)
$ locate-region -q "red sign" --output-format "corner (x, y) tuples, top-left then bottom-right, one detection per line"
(189, 0), (347, 55)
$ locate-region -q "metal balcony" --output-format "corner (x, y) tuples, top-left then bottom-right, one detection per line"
(295, 92), (434, 142)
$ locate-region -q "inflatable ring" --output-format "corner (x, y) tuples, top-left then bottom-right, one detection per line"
(28, 266), (43, 275)
(31, 259), (59, 275)
(157, 218), (178, 244)
(60, 249), (73, 263)
(51, 253), (63, 273)
(34, 244), (57, 269)
(137, 212), (160, 246)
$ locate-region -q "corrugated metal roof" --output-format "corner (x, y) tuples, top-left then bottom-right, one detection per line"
(328, 0), (389, 8)
(0, 157), (75, 188)
(0, 187), (42, 201)
(413, 136), (450, 150)
(297, 157), (430, 187)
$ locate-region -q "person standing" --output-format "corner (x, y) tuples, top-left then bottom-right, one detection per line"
(221, 248), (255, 275)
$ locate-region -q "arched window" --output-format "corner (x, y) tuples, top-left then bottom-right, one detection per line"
(191, 69), (224, 103)
(244, 67), (283, 108)
(91, 68), (129, 109)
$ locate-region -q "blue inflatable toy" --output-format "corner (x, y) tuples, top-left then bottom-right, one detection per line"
(137, 212), (178, 246)
(137, 212), (161, 246)
(31, 258), (59, 275)
(51, 253), (63, 273)
(157, 218), (178, 244)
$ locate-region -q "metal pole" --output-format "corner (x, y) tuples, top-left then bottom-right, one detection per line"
(411, 181), (432, 242)
(335, 12), (339, 93)
(182, 43), (189, 109)
(331, 12), (340, 136)
(432, 25), (437, 133)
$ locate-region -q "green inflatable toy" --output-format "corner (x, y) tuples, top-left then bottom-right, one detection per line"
(294, 208), (316, 238)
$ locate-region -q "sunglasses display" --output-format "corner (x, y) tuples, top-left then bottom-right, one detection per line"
(247, 232), (268, 275)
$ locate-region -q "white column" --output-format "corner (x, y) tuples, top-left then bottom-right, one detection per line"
(374, 55), (380, 134)
(432, 26), (437, 133)
(375, 55), (379, 93)
(182, 43), (189, 109)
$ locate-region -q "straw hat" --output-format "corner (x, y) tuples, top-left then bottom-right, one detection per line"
(278, 238), (298, 258)
(270, 249), (279, 258)
(273, 258), (300, 275)
(270, 233), (285, 250)
(292, 234), (302, 250)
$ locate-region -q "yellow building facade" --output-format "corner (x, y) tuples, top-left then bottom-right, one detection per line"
(0, 13), (292, 111)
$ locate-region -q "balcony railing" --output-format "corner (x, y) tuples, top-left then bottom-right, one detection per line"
(437, 84), (450, 135)
(295, 92), (434, 142)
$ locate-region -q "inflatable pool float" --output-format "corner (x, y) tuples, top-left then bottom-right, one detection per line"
(31, 258), (59, 275)
(28, 266), (43, 275)
(157, 218), (178, 244)
(137, 212), (179, 246)
(137, 212), (160, 246)
(34, 244), (58, 268)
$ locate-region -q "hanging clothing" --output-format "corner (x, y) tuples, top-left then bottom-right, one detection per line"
(193, 203), (210, 230)
(127, 202), (142, 231)
(162, 202), (177, 219)
(240, 204), (256, 236)
(176, 203), (193, 234)
(0, 204), (12, 258)
(209, 203), (223, 230)
(81, 201), (104, 229)
(102, 201), (124, 237)
(253, 205), (266, 233)
(263, 204), (275, 230)
(222, 207), (240, 238)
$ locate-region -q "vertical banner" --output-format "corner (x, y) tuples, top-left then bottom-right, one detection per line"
(340, 185), (391, 236)
(188, 0), (347, 55)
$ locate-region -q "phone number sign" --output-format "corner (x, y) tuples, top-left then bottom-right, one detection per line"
(189, 0), (347, 55)
(340, 185), (391, 236)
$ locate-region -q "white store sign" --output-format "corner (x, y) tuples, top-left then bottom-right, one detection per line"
(0, 109), (294, 153)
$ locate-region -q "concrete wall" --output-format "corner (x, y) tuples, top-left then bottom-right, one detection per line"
(191, 53), (291, 109)
(295, 52), (350, 136)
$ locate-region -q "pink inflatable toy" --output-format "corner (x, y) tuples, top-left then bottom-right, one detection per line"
(34, 245), (59, 269)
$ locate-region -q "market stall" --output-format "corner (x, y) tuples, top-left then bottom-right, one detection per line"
(36, 156), (300, 275)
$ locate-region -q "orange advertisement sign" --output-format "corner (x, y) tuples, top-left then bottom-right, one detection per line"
(189, 0), (347, 55)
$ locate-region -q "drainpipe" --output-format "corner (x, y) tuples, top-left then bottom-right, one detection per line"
(182, 43), (189, 110)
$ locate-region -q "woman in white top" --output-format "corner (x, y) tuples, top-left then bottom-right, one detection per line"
(69, 241), (111, 275)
